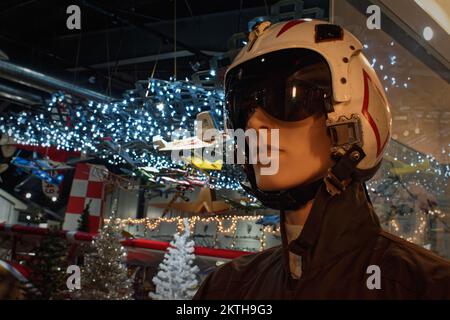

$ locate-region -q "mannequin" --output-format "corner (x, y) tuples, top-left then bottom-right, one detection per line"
(193, 19), (450, 300)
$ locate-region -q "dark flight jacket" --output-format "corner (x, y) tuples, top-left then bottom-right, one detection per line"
(193, 182), (450, 299)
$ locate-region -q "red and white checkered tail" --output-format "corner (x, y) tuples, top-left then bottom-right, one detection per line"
(63, 163), (106, 233)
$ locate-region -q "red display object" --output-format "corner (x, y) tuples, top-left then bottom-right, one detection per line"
(0, 223), (253, 260)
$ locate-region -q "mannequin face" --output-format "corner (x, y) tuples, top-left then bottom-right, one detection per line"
(246, 107), (334, 191)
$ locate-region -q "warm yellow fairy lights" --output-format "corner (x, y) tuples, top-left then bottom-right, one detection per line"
(108, 208), (445, 251)
(388, 208), (446, 246)
(390, 219), (400, 232)
(112, 215), (280, 251)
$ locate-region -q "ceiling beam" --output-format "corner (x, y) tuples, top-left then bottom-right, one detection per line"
(52, 6), (266, 70)
(67, 50), (223, 72)
(77, 0), (212, 62)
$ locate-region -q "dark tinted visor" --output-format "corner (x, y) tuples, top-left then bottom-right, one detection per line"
(225, 48), (332, 130)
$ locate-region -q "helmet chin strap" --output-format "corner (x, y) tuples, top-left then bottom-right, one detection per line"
(241, 144), (368, 210)
(241, 172), (324, 211)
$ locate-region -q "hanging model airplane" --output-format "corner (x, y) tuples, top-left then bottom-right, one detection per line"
(11, 152), (73, 187)
(159, 174), (207, 188)
(384, 155), (433, 176)
(152, 111), (230, 151)
(182, 156), (223, 171)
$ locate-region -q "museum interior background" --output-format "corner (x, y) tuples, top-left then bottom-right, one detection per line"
(0, 0), (448, 299)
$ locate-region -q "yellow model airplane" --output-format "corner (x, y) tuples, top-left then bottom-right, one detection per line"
(384, 155), (432, 176)
(182, 156), (223, 171)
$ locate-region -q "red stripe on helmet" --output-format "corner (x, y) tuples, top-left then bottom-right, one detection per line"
(361, 70), (382, 156)
(276, 19), (306, 37)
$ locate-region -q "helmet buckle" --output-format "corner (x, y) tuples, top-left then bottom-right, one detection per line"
(324, 168), (351, 196)
(323, 144), (365, 197)
(326, 114), (363, 157)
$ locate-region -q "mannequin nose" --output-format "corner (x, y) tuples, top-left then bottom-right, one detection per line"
(246, 107), (274, 131)
(245, 107), (280, 163)
(245, 107), (278, 151)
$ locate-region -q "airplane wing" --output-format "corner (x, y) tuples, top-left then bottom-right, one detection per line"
(140, 166), (160, 173)
(11, 157), (36, 171)
(160, 176), (191, 186)
(37, 159), (74, 171)
(152, 111), (228, 152)
(30, 169), (64, 186)
(182, 156), (223, 170)
(154, 136), (214, 151)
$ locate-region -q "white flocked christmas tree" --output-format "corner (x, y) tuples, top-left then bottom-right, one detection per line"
(150, 218), (200, 300)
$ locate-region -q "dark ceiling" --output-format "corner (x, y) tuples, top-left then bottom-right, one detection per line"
(0, 0), (330, 215)
(0, 0), (330, 100)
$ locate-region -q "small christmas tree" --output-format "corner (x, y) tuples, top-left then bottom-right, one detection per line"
(78, 200), (91, 233)
(150, 218), (200, 300)
(75, 218), (133, 300)
(26, 233), (68, 300)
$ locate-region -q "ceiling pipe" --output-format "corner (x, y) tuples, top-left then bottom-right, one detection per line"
(0, 82), (44, 106)
(0, 49), (8, 60)
(0, 33), (133, 89)
(0, 59), (112, 102)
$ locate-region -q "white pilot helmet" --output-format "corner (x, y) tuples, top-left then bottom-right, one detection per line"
(224, 19), (392, 182)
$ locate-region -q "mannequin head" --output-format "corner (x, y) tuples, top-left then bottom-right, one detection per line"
(224, 20), (392, 213)
(225, 50), (336, 192)
(246, 107), (334, 191)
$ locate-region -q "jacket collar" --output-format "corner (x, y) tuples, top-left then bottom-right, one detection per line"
(280, 182), (381, 275)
